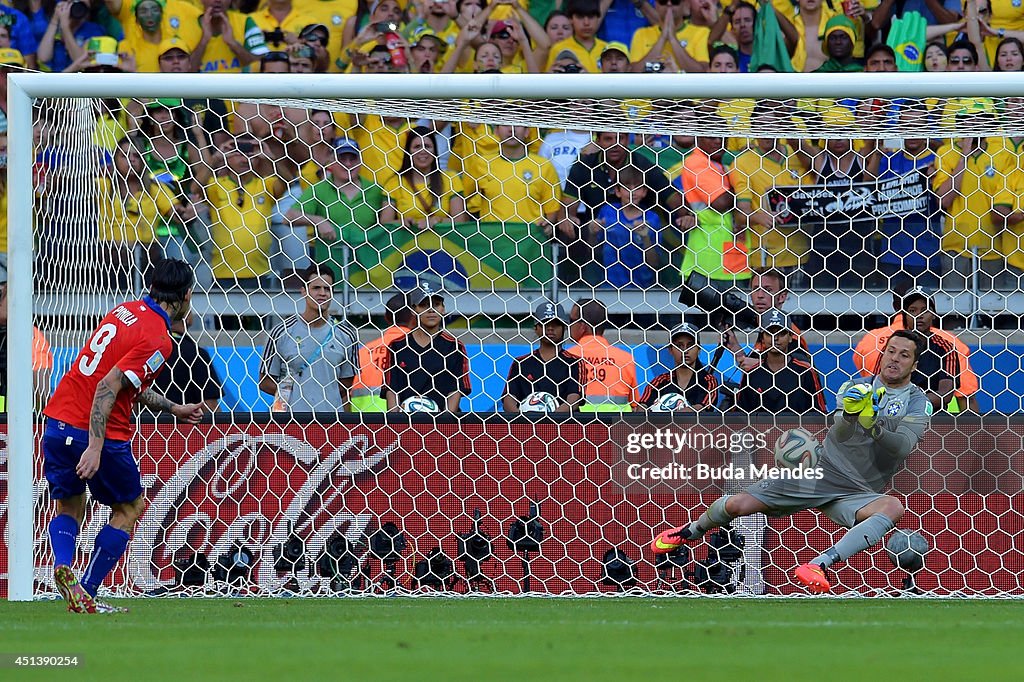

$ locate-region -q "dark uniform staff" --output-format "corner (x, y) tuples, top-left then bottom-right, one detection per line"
(502, 300), (583, 412)
(639, 322), (719, 410)
(382, 282), (471, 412)
(735, 310), (827, 415)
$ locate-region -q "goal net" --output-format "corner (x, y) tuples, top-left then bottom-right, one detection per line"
(4, 73), (1023, 599)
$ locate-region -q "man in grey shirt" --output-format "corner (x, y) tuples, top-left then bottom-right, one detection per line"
(652, 329), (932, 594)
(259, 265), (359, 413)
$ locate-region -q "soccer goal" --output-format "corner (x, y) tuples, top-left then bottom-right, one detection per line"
(5, 72), (1024, 601)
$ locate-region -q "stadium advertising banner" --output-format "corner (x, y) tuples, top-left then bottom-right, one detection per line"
(769, 171), (931, 227)
(1, 419), (1020, 598)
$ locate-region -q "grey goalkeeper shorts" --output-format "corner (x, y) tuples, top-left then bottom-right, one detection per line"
(744, 476), (886, 528)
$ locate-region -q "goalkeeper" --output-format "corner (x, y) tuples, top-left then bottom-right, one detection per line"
(652, 330), (932, 593)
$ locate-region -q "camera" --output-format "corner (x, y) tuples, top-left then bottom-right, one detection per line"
(374, 21), (399, 33)
(70, 0), (90, 20)
(317, 533), (366, 592)
(412, 546), (456, 590)
(644, 61), (664, 73)
(272, 522), (305, 573)
(556, 63), (583, 74)
(212, 543), (255, 586)
(263, 28), (286, 44)
(690, 526), (746, 594)
(173, 552), (210, 588)
(678, 272), (759, 330)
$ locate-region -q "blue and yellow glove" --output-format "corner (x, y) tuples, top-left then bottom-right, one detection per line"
(843, 384), (886, 431)
(857, 387), (886, 431)
(842, 383), (873, 415)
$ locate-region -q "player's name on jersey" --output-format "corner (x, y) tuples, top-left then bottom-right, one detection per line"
(625, 462), (825, 482)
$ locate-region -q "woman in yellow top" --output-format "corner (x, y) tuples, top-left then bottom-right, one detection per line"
(97, 136), (181, 287)
(381, 126), (467, 230)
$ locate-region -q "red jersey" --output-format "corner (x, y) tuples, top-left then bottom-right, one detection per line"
(45, 298), (173, 441)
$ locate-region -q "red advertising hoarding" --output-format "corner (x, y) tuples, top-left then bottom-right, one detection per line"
(1, 419), (1021, 597)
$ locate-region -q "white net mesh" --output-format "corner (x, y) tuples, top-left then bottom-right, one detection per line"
(5, 88), (1024, 599)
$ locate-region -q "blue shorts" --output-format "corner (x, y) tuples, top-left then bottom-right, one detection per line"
(42, 419), (142, 506)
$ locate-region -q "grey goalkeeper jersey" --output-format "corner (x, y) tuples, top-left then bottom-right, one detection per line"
(262, 315), (360, 412)
(819, 376), (931, 494)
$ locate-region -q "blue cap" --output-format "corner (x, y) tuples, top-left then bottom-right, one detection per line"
(332, 137), (360, 156)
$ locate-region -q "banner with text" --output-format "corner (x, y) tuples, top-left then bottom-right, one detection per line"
(1, 419), (1020, 598)
(769, 171), (933, 227)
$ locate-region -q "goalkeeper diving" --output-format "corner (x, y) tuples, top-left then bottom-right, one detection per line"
(652, 330), (932, 593)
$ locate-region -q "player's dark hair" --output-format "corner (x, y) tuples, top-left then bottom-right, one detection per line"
(301, 263), (337, 285)
(751, 267), (787, 292)
(709, 43), (739, 68)
(386, 292), (415, 327)
(888, 329), (926, 362)
(575, 298), (607, 335)
(398, 126), (442, 199)
(457, 0), (488, 13)
(149, 258), (194, 304)
(544, 10), (568, 29)
(892, 281), (934, 312)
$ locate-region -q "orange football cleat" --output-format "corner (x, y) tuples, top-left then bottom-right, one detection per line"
(651, 526), (695, 555)
(794, 563), (831, 594)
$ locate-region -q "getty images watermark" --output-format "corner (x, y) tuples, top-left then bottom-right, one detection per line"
(616, 426), (823, 491)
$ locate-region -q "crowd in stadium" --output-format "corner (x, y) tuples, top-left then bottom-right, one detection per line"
(0, 0), (1013, 416)
(2, 0), (1024, 293)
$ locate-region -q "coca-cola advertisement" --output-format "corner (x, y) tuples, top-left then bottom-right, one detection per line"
(1, 419), (1021, 597)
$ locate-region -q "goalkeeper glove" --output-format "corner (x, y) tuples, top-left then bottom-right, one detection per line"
(857, 387), (887, 431)
(842, 384), (873, 415)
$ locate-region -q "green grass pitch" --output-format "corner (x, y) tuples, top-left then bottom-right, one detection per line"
(1, 598), (1022, 680)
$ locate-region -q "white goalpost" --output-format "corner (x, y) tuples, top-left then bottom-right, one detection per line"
(7, 72), (1024, 601)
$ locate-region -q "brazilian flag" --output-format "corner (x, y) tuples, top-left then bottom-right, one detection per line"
(347, 221), (553, 291)
(887, 12), (927, 72)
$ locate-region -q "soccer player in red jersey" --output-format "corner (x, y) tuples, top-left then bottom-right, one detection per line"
(42, 259), (204, 613)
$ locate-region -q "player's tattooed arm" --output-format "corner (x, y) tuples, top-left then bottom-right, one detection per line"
(87, 369), (133, 443)
(138, 388), (176, 414)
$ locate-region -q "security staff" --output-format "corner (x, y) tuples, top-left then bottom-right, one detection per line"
(351, 293), (413, 412)
(566, 298), (638, 411)
(854, 286), (970, 412)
